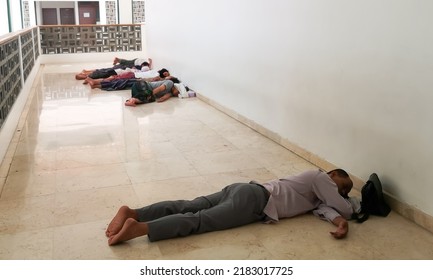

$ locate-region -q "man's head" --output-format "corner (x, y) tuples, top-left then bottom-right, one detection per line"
(327, 169), (353, 198)
(158, 68), (170, 78)
(169, 77), (180, 84)
(140, 62), (150, 67)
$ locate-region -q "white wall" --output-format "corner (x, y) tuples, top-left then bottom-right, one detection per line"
(9, 0), (23, 31)
(0, 0), (8, 36)
(39, 1), (74, 8)
(119, 0), (133, 24)
(145, 0), (433, 217)
(99, 0), (107, 24)
(28, 0), (37, 27)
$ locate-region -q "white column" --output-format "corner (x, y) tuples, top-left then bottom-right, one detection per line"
(27, 0), (37, 27)
(9, 0), (23, 31)
(0, 0), (8, 36)
(99, 0), (107, 24)
(74, 1), (79, 25)
(118, 0), (133, 24)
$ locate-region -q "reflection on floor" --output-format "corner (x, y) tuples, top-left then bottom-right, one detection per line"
(0, 64), (433, 260)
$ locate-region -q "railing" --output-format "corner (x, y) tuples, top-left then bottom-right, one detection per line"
(0, 24), (142, 130)
(0, 27), (38, 129)
(39, 24), (142, 54)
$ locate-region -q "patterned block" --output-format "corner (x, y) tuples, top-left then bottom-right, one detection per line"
(0, 37), (23, 129)
(39, 25), (142, 54)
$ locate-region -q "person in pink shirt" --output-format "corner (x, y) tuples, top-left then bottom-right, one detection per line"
(106, 169), (354, 245)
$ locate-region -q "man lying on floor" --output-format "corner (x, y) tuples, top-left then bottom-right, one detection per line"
(106, 168), (354, 245)
(75, 58), (152, 80)
(83, 66), (187, 102)
(125, 79), (180, 105)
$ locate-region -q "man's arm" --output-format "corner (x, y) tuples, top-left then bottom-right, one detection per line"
(330, 216), (348, 239)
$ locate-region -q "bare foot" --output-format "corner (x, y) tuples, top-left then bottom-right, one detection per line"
(89, 81), (100, 89)
(84, 77), (94, 85)
(125, 99), (137, 107)
(108, 218), (149, 246)
(105, 206), (137, 237)
(75, 73), (87, 80)
(125, 98), (143, 107)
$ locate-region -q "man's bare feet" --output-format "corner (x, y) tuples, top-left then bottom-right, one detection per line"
(125, 99), (137, 107)
(83, 77), (92, 85)
(125, 98), (143, 107)
(105, 206), (137, 238)
(75, 73), (87, 80)
(108, 218), (149, 246)
(88, 80), (101, 89)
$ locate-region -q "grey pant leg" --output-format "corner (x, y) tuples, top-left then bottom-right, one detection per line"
(148, 80), (174, 98)
(146, 183), (268, 241)
(118, 58), (136, 68)
(135, 194), (221, 222)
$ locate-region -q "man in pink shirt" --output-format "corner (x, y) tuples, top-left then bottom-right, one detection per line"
(106, 169), (354, 245)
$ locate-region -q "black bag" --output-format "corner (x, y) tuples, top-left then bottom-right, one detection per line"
(353, 173), (391, 223)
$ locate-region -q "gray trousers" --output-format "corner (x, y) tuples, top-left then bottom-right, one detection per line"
(135, 183), (269, 242)
(148, 80), (174, 98)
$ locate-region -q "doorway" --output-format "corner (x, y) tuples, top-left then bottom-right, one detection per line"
(78, 1), (99, 24)
(60, 8), (75, 25)
(42, 8), (58, 25)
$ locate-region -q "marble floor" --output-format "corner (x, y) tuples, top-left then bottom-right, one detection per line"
(0, 64), (433, 260)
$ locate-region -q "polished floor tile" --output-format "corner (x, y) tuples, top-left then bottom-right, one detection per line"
(0, 64), (433, 260)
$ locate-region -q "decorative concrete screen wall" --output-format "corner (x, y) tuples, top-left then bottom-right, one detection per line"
(0, 37), (23, 129)
(0, 27), (40, 129)
(39, 24), (142, 54)
(133, 0), (145, 23)
(33, 28), (40, 59)
(20, 29), (36, 82)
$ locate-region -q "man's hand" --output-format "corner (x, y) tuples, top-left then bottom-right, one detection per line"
(330, 216), (348, 239)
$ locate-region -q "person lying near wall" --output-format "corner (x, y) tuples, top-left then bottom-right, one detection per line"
(152, 68), (192, 98)
(89, 77), (140, 91)
(125, 79), (180, 106)
(122, 68), (192, 104)
(75, 58), (152, 80)
(85, 71), (136, 89)
(84, 67), (182, 93)
(113, 57), (151, 68)
(83, 67), (150, 90)
(106, 169), (355, 245)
